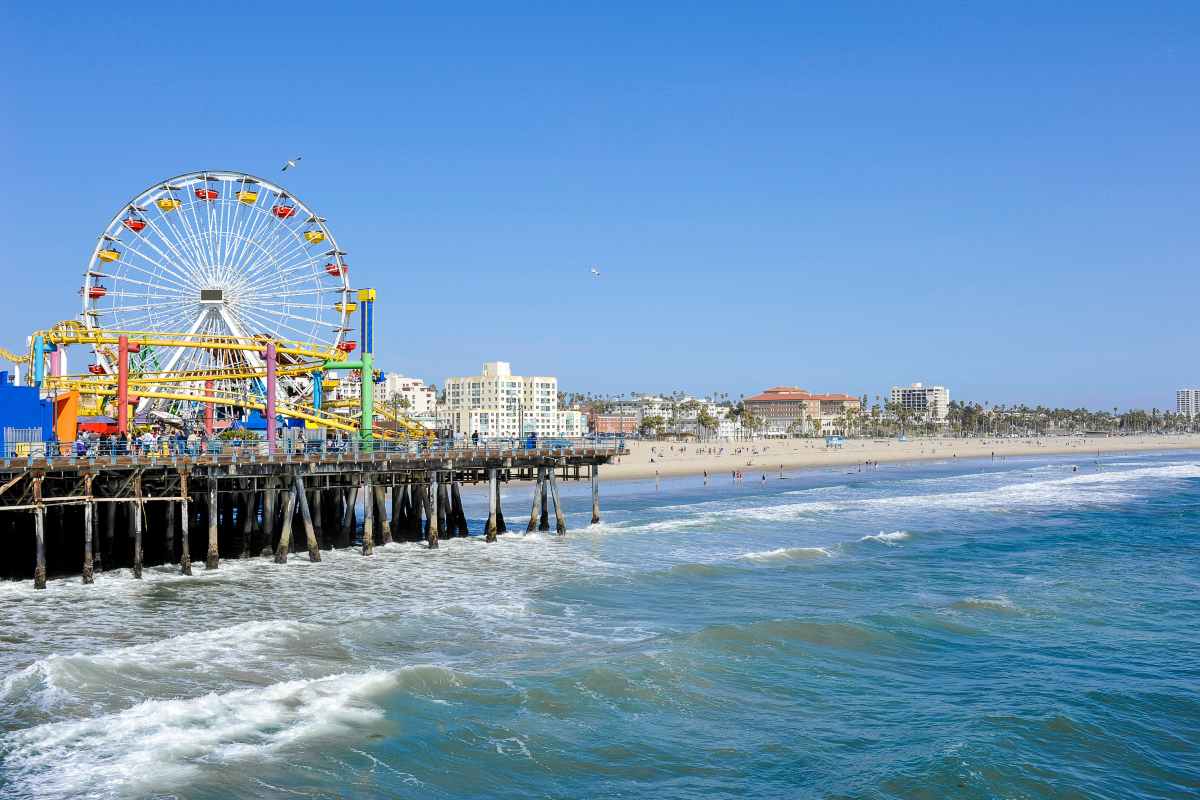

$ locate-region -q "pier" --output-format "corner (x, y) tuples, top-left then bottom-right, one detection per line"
(0, 442), (622, 587)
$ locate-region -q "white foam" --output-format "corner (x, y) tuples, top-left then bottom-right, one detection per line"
(1, 620), (327, 713)
(1, 669), (400, 799)
(860, 531), (911, 544)
(740, 546), (832, 562)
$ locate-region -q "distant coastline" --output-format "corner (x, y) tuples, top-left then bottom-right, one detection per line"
(598, 434), (1200, 482)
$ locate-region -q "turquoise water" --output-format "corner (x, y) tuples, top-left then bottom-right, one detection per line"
(2, 452), (1198, 798)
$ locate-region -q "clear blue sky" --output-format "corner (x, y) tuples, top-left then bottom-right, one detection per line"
(2, 3), (1196, 410)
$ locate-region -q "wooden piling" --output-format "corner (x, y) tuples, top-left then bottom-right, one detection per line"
(374, 484), (391, 545)
(262, 486), (278, 557)
(539, 466), (551, 532)
(82, 474), (95, 584)
(294, 474), (320, 562)
(391, 484), (403, 537)
(427, 477), (440, 549)
(495, 475), (507, 533)
(548, 467), (566, 536)
(485, 468), (498, 542)
(33, 474), (46, 590)
(590, 463), (601, 524)
(362, 474), (375, 555)
(179, 470), (191, 575)
(275, 480), (298, 563)
(206, 479), (219, 570)
(437, 480), (450, 537)
(311, 488), (324, 549)
(103, 500), (116, 572)
(132, 473), (144, 578)
(527, 467), (543, 533)
(450, 481), (468, 536)
(239, 488), (253, 559)
(163, 494), (175, 565)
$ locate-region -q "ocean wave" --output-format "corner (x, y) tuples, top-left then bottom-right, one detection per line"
(0, 620), (338, 717)
(687, 618), (901, 655)
(740, 546), (833, 562)
(951, 596), (1023, 615)
(1, 668), (404, 800)
(859, 531), (911, 545)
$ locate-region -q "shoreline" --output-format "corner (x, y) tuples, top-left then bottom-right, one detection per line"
(595, 434), (1200, 483)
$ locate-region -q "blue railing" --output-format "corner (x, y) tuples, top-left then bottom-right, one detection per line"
(1, 435), (625, 466)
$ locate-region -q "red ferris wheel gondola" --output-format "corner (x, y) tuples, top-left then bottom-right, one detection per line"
(122, 217), (147, 232)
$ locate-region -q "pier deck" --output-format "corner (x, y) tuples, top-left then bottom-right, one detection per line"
(0, 443), (623, 587)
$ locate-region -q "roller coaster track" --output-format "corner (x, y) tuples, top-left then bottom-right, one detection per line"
(322, 398), (435, 441)
(10, 323), (433, 440)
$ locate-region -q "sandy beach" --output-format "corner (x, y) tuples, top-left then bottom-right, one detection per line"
(601, 434), (1200, 481)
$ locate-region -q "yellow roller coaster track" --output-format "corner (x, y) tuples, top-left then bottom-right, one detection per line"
(12, 322), (433, 441)
(322, 398), (435, 441)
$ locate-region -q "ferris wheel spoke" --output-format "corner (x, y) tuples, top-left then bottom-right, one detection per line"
(141, 194), (207, 281)
(235, 218), (304, 286)
(232, 304), (325, 343)
(111, 239), (204, 294)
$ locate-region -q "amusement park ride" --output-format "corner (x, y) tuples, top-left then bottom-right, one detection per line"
(2, 170), (431, 445)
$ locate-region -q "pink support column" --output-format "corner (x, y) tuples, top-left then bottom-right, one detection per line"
(204, 380), (215, 436)
(265, 341), (277, 454)
(117, 335), (130, 436)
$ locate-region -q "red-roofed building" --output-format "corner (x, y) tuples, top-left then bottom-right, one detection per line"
(743, 386), (861, 435)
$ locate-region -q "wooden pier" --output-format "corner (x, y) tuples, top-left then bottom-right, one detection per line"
(0, 444), (621, 588)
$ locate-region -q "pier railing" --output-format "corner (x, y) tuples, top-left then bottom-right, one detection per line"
(1, 436), (626, 470)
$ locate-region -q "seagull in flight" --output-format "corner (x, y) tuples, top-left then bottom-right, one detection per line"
(590, 266), (601, 278)
(281, 156), (303, 172)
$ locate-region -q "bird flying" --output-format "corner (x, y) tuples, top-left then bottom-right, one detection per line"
(281, 157), (302, 172)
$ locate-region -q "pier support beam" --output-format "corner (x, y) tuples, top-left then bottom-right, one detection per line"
(262, 485), (277, 557)
(33, 474), (46, 590)
(164, 496), (175, 566)
(427, 477), (440, 549)
(311, 488), (324, 549)
(527, 467), (543, 533)
(590, 464), (601, 525)
(374, 484), (391, 545)
(437, 480), (450, 537)
(295, 474), (320, 562)
(495, 475), (507, 534)
(450, 481), (468, 536)
(132, 473), (144, 578)
(82, 474), (95, 584)
(275, 479), (298, 563)
(239, 488), (253, 559)
(539, 466), (551, 532)
(391, 484), (403, 538)
(102, 500), (115, 572)
(206, 479), (219, 570)
(485, 468), (498, 542)
(179, 471), (191, 575)
(548, 467), (566, 536)
(362, 475), (375, 555)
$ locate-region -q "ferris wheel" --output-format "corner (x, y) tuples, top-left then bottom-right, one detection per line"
(80, 170), (352, 417)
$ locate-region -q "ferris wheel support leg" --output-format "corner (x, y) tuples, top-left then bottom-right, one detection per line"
(117, 336), (130, 436)
(204, 381), (215, 437)
(265, 342), (278, 454)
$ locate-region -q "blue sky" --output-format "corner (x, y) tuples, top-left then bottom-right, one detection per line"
(2, 3), (1197, 409)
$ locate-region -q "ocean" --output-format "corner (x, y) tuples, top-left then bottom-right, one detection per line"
(1, 452), (1198, 799)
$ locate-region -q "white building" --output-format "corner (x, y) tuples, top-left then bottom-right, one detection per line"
(443, 361), (579, 439)
(890, 383), (950, 423)
(380, 373), (436, 417)
(1177, 389), (1200, 419)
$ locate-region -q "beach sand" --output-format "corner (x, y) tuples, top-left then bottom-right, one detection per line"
(601, 434), (1200, 481)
